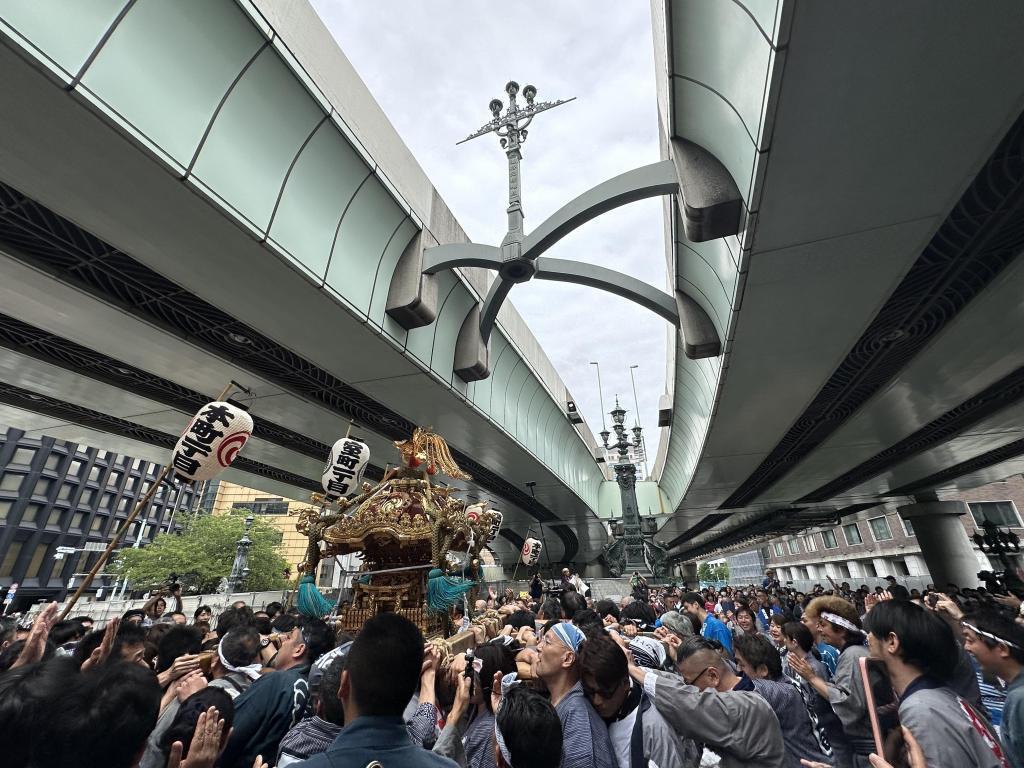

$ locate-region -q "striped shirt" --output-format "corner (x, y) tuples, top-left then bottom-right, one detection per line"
(555, 681), (616, 768)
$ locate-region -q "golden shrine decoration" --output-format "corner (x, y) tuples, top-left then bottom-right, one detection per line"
(295, 427), (502, 638)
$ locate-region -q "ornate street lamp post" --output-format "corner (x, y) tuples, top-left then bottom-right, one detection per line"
(226, 514), (254, 595)
(600, 397), (667, 578)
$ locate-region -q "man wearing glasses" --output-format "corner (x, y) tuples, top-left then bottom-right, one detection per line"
(627, 636), (786, 767)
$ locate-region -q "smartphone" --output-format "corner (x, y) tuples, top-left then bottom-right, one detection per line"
(860, 657), (902, 760)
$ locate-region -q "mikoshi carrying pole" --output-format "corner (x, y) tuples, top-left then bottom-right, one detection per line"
(59, 382), (251, 620)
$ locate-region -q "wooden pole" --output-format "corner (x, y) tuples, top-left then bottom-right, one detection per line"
(59, 382), (238, 620)
(59, 465), (171, 620)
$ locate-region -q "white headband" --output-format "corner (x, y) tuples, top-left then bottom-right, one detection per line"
(218, 637), (263, 680)
(821, 611), (864, 635)
(962, 621), (1022, 650)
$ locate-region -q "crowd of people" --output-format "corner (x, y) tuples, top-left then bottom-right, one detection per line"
(0, 568), (1021, 768)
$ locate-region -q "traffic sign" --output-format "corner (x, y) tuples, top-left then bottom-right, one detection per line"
(55, 546), (77, 554)
(83, 542), (107, 552)
(53, 552), (65, 560)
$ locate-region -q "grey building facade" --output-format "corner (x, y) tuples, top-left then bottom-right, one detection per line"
(0, 425), (195, 611)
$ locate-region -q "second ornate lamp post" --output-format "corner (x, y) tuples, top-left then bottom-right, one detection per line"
(600, 398), (667, 578)
(226, 514), (254, 595)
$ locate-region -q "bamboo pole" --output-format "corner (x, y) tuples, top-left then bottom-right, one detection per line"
(59, 382), (238, 620)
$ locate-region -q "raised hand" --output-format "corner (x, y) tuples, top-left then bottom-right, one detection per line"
(176, 669), (208, 702)
(166, 707), (226, 768)
(787, 652), (816, 682)
(490, 670), (503, 715)
(12, 602), (58, 669)
(81, 616), (120, 671)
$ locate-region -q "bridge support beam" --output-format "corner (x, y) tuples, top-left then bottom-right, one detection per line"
(898, 500), (981, 589)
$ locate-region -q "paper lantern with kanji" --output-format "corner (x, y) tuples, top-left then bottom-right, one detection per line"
(321, 437), (370, 499)
(521, 537), (542, 566)
(171, 401), (253, 481)
(486, 510), (503, 544)
(465, 502), (485, 523)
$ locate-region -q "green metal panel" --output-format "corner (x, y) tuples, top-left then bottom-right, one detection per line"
(80, 0), (263, 164)
(325, 176), (407, 314)
(502, 358), (531, 433)
(671, 0), (773, 144)
(470, 334), (504, 413)
(405, 271), (456, 367)
(739, 0), (781, 42)
(368, 218), (418, 341)
(191, 46), (323, 230)
(512, 374), (539, 441)
(673, 78), (756, 207)
(486, 343), (519, 422)
(525, 376), (547, 450)
(271, 120), (373, 279)
(429, 283), (476, 384)
(677, 237), (737, 338)
(0, 0), (125, 77)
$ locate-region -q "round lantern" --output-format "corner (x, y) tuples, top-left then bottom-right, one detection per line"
(521, 537), (542, 566)
(465, 502), (485, 523)
(170, 401), (253, 481)
(321, 437), (371, 499)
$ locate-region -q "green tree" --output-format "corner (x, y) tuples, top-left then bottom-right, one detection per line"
(112, 511), (290, 594)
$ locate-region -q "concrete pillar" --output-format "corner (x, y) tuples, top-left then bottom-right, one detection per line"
(898, 501), (981, 589)
(679, 562), (697, 588)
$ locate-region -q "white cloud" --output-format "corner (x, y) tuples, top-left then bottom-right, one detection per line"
(312, 0), (668, 457)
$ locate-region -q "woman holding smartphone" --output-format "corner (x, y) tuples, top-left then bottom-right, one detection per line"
(788, 596), (873, 768)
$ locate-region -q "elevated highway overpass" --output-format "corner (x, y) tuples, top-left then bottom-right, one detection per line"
(1, 0), (1023, 586)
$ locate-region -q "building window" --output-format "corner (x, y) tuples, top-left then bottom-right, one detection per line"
(0, 473), (25, 492)
(787, 538), (800, 555)
(839, 563), (852, 578)
(901, 518), (915, 537)
(892, 559), (910, 576)
(968, 501), (1022, 528)
(0, 541), (22, 577)
(107, 471), (122, 489)
(24, 543), (50, 578)
(868, 516), (893, 541)
(773, 542), (785, 557)
(67, 459), (84, 478)
(32, 478), (53, 497)
(70, 512), (86, 530)
(843, 523), (863, 546)
(88, 466), (102, 483)
(21, 503), (43, 523)
(821, 529), (839, 549)
(802, 535), (817, 553)
(57, 484), (75, 502)
(90, 516), (105, 533)
(0, 499), (10, 522)
(11, 447), (35, 466)
(46, 509), (63, 528)
(232, 500), (289, 515)
(862, 560), (878, 577)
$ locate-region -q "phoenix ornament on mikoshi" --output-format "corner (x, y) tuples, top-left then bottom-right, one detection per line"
(294, 427), (502, 637)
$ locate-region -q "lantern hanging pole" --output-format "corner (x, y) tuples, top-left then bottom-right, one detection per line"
(59, 464), (171, 620)
(59, 379), (244, 620)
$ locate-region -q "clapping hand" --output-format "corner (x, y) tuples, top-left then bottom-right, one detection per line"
(787, 652), (816, 682)
(166, 707), (227, 768)
(81, 616), (119, 671)
(12, 602), (58, 669)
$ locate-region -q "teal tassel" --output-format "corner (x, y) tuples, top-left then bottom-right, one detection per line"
(427, 568), (477, 614)
(297, 574), (335, 618)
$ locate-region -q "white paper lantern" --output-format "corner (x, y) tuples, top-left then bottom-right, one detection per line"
(486, 510), (503, 543)
(171, 401), (253, 481)
(321, 437), (370, 498)
(521, 537), (542, 566)
(465, 502), (486, 523)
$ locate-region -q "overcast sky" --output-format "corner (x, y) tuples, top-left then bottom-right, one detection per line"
(311, 1), (668, 457)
